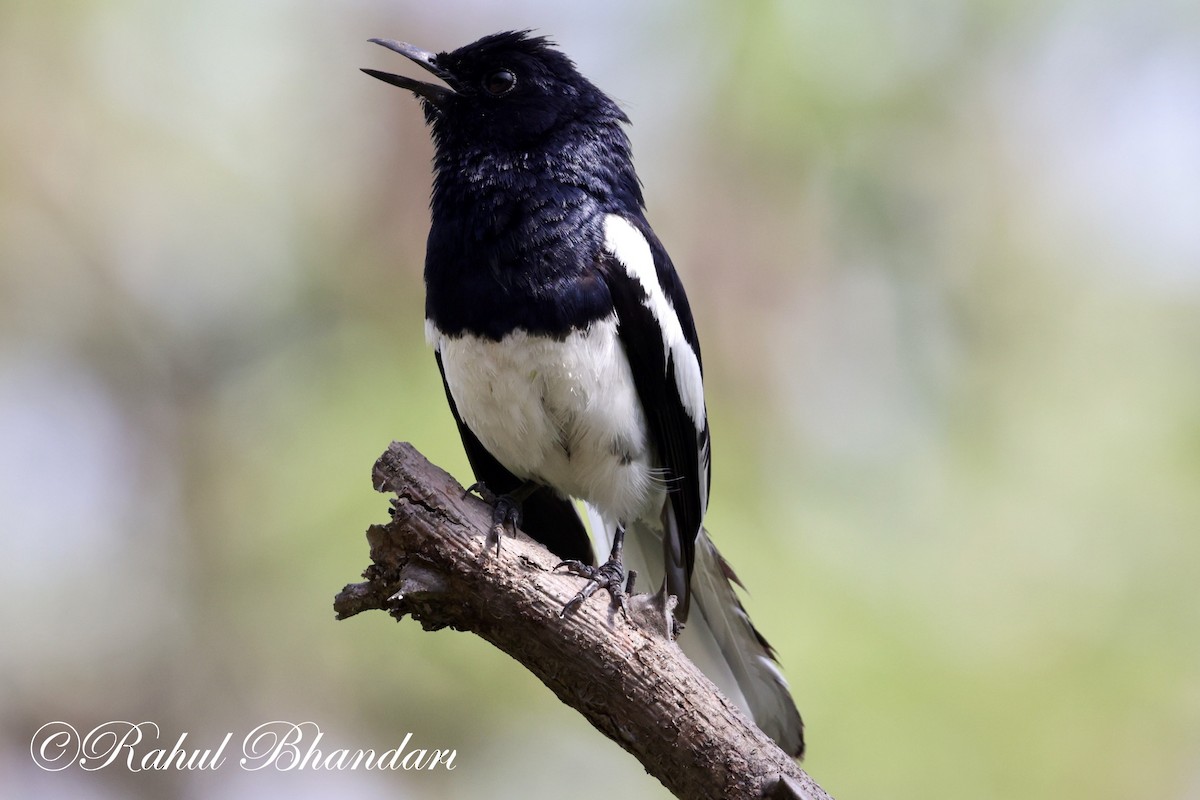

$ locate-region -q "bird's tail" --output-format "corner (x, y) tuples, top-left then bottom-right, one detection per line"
(594, 509), (805, 758)
(686, 528), (805, 758)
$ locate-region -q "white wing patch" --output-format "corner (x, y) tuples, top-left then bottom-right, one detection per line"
(602, 214), (706, 432)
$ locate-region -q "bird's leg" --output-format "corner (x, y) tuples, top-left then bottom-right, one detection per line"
(465, 481), (537, 556)
(556, 525), (632, 618)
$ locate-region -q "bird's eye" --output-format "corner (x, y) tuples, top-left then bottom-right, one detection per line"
(483, 69), (517, 97)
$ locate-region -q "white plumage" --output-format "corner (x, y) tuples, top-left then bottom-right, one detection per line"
(428, 315), (665, 528)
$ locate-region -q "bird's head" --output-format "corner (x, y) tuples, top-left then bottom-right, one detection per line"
(363, 30), (629, 153)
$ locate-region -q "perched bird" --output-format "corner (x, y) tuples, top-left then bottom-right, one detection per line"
(364, 30), (804, 757)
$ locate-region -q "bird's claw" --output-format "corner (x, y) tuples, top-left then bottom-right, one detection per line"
(466, 482), (522, 556)
(555, 558), (637, 618)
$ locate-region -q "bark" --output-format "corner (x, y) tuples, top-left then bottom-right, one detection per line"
(334, 442), (835, 800)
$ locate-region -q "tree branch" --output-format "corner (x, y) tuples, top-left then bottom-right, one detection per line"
(334, 442), (835, 800)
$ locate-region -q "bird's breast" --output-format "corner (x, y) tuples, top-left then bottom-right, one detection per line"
(427, 316), (661, 523)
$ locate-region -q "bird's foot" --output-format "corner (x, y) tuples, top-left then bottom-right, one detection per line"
(465, 481), (529, 556)
(555, 557), (637, 618)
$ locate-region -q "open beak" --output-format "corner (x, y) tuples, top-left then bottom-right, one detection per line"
(362, 38), (457, 107)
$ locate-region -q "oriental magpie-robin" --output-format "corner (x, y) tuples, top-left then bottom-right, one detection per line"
(364, 30), (804, 757)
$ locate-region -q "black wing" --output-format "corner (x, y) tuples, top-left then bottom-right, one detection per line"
(599, 214), (711, 620)
(433, 350), (595, 565)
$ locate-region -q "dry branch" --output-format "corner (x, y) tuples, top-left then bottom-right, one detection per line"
(334, 442), (834, 800)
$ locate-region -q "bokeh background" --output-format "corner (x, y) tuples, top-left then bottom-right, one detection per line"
(3, 0), (1198, 798)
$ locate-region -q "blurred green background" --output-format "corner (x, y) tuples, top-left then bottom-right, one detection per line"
(3, 0), (1198, 798)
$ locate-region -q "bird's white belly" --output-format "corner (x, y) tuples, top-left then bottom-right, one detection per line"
(428, 317), (660, 524)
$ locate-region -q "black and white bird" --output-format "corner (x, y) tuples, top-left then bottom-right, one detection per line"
(364, 30), (804, 758)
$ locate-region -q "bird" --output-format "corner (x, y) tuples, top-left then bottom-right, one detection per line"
(363, 30), (805, 758)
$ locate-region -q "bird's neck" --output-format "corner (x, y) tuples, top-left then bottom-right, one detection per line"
(429, 117), (642, 231)
(436, 170), (634, 229)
